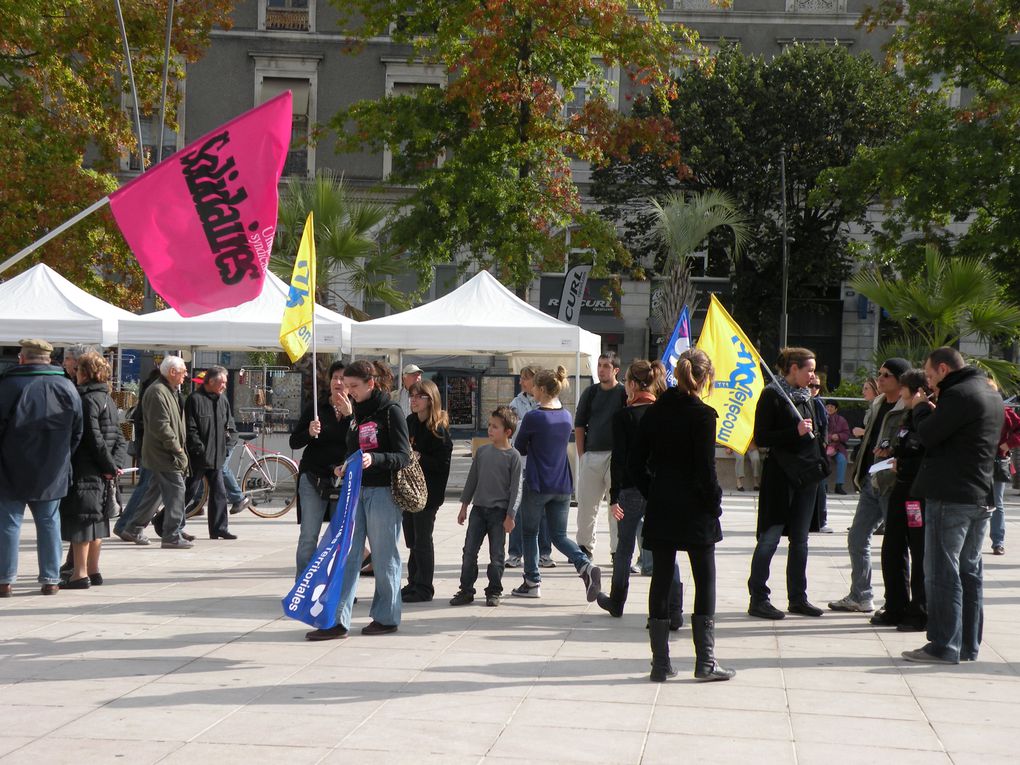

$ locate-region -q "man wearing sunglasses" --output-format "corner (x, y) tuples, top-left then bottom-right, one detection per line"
(829, 357), (909, 613)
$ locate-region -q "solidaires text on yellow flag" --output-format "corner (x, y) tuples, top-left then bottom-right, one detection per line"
(279, 212), (316, 363)
(696, 294), (764, 455)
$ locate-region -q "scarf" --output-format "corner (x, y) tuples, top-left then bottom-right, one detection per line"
(774, 375), (811, 405)
(352, 387), (389, 422)
(628, 391), (657, 406)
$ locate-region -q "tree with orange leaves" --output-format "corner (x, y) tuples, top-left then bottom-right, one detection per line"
(331, 0), (690, 292)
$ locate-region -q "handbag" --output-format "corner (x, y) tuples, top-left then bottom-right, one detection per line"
(103, 477), (121, 520)
(391, 451), (428, 513)
(769, 441), (831, 490)
(994, 456), (1012, 484)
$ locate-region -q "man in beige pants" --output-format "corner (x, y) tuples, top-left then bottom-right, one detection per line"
(574, 353), (626, 561)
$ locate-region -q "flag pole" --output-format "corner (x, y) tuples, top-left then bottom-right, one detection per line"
(758, 360), (814, 438)
(310, 216), (318, 427)
(0, 197), (111, 276)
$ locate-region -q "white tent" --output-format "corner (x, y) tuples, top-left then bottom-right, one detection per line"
(350, 271), (601, 377)
(118, 273), (353, 352)
(0, 263), (136, 347)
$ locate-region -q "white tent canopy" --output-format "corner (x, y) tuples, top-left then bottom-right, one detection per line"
(350, 271), (601, 377)
(118, 273), (353, 352)
(0, 263), (136, 347)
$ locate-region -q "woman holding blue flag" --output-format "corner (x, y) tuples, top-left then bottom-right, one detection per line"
(304, 361), (410, 641)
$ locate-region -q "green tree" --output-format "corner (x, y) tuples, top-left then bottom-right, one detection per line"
(851, 245), (1020, 388)
(269, 171), (410, 320)
(329, 0), (688, 293)
(0, 0), (233, 308)
(592, 43), (916, 353)
(646, 190), (749, 345)
(817, 0), (1020, 295)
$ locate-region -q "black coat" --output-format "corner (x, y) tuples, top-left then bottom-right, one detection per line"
(754, 384), (825, 536)
(347, 389), (411, 488)
(630, 389), (723, 551)
(407, 415), (453, 510)
(185, 387), (235, 472)
(911, 366), (1005, 504)
(290, 399), (351, 478)
(61, 383), (127, 524)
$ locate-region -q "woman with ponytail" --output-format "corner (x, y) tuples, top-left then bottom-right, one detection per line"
(597, 360), (683, 627)
(630, 349), (734, 682)
(512, 366), (602, 603)
(747, 347), (827, 621)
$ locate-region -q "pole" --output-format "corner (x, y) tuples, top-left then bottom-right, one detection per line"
(779, 148), (790, 348)
(311, 300), (318, 427)
(759, 361), (815, 439)
(574, 349), (581, 416)
(0, 197), (111, 276)
(115, 0), (146, 176)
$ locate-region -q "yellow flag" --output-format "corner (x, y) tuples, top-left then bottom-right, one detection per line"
(696, 294), (764, 454)
(279, 212), (316, 363)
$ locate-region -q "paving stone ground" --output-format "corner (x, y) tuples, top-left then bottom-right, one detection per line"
(2, 479), (1019, 764)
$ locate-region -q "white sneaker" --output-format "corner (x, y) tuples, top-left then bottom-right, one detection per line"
(511, 580), (541, 598)
(827, 595), (874, 612)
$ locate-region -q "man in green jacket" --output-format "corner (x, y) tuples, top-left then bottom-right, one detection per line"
(122, 356), (192, 549)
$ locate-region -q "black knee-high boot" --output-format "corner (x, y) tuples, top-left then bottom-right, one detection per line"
(648, 618), (677, 682)
(669, 579), (684, 631)
(692, 615), (735, 682)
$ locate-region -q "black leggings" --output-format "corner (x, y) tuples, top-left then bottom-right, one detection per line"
(649, 546), (716, 619)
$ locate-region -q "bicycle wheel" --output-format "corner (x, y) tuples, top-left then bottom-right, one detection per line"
(242, 455), (299, 518)
(185, 476), (210, 519)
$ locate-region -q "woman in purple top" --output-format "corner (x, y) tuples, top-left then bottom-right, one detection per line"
(824, 400), (851, 494)
(512, 366), (601, 602)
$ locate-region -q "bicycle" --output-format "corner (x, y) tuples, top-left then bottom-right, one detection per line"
(185, 433), (299, 519)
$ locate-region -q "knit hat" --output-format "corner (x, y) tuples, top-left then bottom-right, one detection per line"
(881, 357), (910, 379)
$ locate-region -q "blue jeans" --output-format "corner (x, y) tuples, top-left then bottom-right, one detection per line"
(832, 452), (847, 485)
(612, 487), (680, 615)
(0, 498), (62, 585)
(114, 466), (154, 535)
(335, 486), (403, 628)
(748, 483), (816, 605)
(223, 443), (243, 504)
(296, 473), (330, 576)
(924, 500), (990, 662)
(990, 481), (1007, 547)
(520, 488), (590, 583)
(508, 511), (551, 560)
(459, 505), (507, 597)
(846, 479), (888, 602)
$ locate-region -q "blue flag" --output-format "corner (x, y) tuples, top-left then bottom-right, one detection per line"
(282, 450), (362, 628)
(661, 305), (692, 388)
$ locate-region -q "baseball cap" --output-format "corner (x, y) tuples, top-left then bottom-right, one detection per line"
(402, 364), (423, 375)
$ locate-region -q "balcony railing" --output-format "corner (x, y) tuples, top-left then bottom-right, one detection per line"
(266, 8), (309, 31)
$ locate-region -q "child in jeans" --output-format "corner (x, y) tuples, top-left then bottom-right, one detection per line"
(450, 407), (523, 607)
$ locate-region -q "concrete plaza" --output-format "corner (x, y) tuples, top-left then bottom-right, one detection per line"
(2, 490), (1019, 764)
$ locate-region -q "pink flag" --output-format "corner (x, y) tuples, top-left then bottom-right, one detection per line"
(109, 93), (293, 316)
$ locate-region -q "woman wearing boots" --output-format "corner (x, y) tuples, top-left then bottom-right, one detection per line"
(597, 359), (683, 625)
(630, 349), (734, 682)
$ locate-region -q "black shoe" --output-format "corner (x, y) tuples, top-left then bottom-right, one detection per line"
(648, 618), (677, 682)
(59, 577), (90, 590)
(834, 484), (847, 495)
(152, 513), (164, 537)
(485, 595), (500, 607)
(896, 615), (927, 632)
(748, 600), (785, 620)
(869, 608), (901, 627)
(361, 620), (398, 635)
(449, 591), (474, 606)
(305, 625), (348, 641)
(788, 601), (824, 617)
(88, 573), (104, 586)
(874, 522), (886, 535)
(181, 531), (196, 542)
(596, 592), (622, 617)
(692, 615), (736, 682)
(210, 531), (237, 540)
(402, 591), (431, 603)
(229, 497), (252, 515)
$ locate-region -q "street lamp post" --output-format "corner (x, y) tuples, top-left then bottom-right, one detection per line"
(779, 147), (789, 348)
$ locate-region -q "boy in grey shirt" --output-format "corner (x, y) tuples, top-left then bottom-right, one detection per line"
(451, 406), (524, 607)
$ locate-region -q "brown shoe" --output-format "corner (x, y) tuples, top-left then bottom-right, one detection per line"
(0, 583), (11, 598)
(305, 625), (349, 641)
(361, 620), (398, 636)
(40, 584), (59, 595)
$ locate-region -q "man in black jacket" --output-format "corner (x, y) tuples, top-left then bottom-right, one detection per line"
(184, 366), (237, 540)
(902, 347), (1003, 665)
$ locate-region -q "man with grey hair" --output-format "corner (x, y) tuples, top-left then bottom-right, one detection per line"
(121, 356), (192, 549)
(184, 366), (237, 539)
(0, 339), (82, 596)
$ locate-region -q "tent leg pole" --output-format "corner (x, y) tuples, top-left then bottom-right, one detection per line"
(575, 349), (581, 416)
(116, 346), (123, 392)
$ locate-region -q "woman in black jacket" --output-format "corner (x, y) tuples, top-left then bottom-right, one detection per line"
(875, 368), (929, 631)
(60, 352), (127, 589)
(597, 360), (682, 623)
(305, 361), (411, 641)
(748, 347), (827, 620)
(402, 378), (453, 602)
(630, 349), (734, 682)
(290, 360), (352, 576)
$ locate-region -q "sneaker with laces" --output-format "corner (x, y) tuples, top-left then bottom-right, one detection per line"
(505, 556), (522, 568)
(993, 544), (1005, 555)
(539, 556), (556, 568)
(901, 647), (957, 664)
(580, 562), (602, 602)
(511, 580), (541, 598)
(485, 595), (500, 607)
(449, 590), (474, 606)
(229, 496), (252, 515)
(828, 595), (874, 612)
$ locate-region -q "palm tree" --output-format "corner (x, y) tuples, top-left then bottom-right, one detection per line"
(270, 170), (409, 320)
(647, 190), (750, 343)
(852, 245), (1020, 389)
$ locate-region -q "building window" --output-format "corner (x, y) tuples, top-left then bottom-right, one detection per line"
(433, 264), (459, 299)
(124, 109), (181, 172)
(382, 60), (447, 180)
(786, 0), (847, 11)
(252, 53), (321, 179)
(260, 0), (314, 32)
(672, 0), (724, 9)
